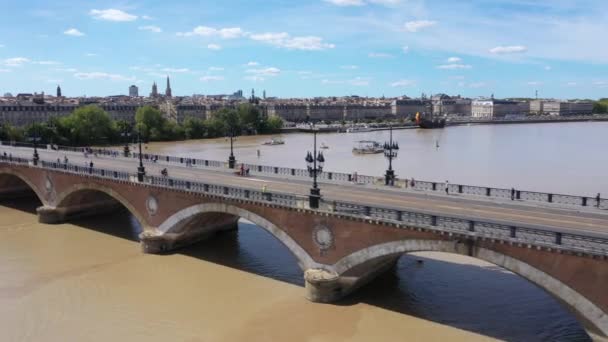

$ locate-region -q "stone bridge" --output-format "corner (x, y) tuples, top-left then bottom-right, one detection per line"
(0, 157), (607, 339)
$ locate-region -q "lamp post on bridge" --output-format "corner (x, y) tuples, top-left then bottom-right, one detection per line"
(383, 124), (398, 186)
(136, 129), (146, 182)
(28, 123), (41, 166)
(121, 125), (131, 157)
(228, 128), (236, 169)
(305, 125), (325, 209)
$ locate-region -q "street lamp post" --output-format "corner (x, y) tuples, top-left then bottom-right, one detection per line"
(121, 126), (131, 157)
(383, 124), (399, 186)
(305, 126), (325, 209)
(29, 123), (41, 166)
(228, 129), (236, 169)
(136, 130), (146, 182)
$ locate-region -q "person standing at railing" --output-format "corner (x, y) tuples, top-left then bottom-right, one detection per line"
(64, 156), (68, 164)
(511, 188), (516, 201)
(444, 180), (449, 195)
(597, 193), (601, 208)
(410, 178), (415, 188)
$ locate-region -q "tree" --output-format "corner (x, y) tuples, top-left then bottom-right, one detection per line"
(593, 101), (608, 114)
(135, 106), (165, 139)
(265, 116), (283, 133)
(60, 105), (116, 145)
(237, 103), (263, 132)
(183, 117), (206, 139)
(203, 117), (226, 138)
(215, 108), (240, 135)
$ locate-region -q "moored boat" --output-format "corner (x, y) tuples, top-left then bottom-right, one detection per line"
(352, 140), (383, 154)
(262, 137), (285, 145)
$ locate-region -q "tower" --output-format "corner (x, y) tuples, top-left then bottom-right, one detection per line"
(56, 85), (62, 98)
(165, 76), (172, 97)
(151, 82), (158, 98)
(129, 85), (139, 97)
(263, 89), (266, 99)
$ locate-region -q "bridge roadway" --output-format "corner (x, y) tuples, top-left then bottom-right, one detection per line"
(3, 146), (608, 238)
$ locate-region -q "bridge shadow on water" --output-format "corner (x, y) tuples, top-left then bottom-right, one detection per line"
(0, 200), (591, 342)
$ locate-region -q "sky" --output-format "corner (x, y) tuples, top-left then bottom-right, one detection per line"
(0, 0), (607, 99)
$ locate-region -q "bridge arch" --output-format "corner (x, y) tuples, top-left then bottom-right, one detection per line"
(53, 182), (148, 229)
(332, 239), (608, 338)
(0, 168), (47, 205)
(157, 202), (320, 271)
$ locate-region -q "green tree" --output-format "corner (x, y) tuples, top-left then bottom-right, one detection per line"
(237, 103), (263, 132)
(60, 105), (116, 145)
(183, 117), (206, 139)
(135, 106), (165, 139)
(215, 108), (240, 135)
(265, 116), (283, 133)
(203, 117), (227, 138)
(593, 101), (608, 114)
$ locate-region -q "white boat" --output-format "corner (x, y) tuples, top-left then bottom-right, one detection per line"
(346, 125), (373, 133)
(352, 140), (383, 154)
(320, 143), (329, 149)
(262, 137), (285, 145)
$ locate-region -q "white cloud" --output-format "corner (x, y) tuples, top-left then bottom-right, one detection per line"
(402, 46), (409, 54)
(324, 0), (365, 6)
(74, 72), (135, 82)
(527, 81), (543, 86)
(565, 82), (578, 87)
(544, 66), (552, 71)
(142, 15), (153, 20)
(208, 67), (224, 71)
(437, 64), (472, 70)
(348, 77), (369, 86)
(246, 61), (259, 66)
(368, 52), (393, 58)
(178, 26), (245, 39)
(35, 60), (60, 65)
(55, 68), (78, 72)
(64, 28), (85, 36)
(245, 75), (266, 82)
(246, 67), (281, 77)
(85, 53), (98, 57)
(162, 68), (189, 73)
(46, 79), (63, 83)
(593, 81), (607, 87)
(200, 76), (224, 82)
(468, 82), (487, 88)
(447, 57), (461, 63)
(207, 43), (222, 50)
(250, 32), (334, 50)
(489, 45), (527, 54)
(3, 57), (30, 67)
(340, 65), (358, 70)
(368, 0), (402, 5)
(0, 69), (11, 73)
(139, 25), (162, 33)
(390, 79), (416, 87)
(404, 20), (437, 33)
(90, 9), (137, 22)
(0, 44), (4, 48)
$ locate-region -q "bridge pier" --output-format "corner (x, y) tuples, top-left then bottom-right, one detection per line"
(36, 201), (122, 224)
(305, 255), (400, 303)
(140, 214), (239, 254)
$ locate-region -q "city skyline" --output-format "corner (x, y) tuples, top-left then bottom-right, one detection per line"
(0, 0), (607, 99)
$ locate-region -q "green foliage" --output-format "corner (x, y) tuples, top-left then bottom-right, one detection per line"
(265, 116), (283, 133)
(59, 105), (116, 145)
(593, 101), (608, 114)
(204, 117), (227, 138)
(135, 106), (165, 139)
(215, 108), (239, 135)
(183, 117), (206, 139)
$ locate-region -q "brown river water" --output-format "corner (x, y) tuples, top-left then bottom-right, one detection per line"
(2, 122), (604, 341)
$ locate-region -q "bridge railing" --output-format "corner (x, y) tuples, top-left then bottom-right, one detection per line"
(2, 141), (607, 210)
(1, 157), (607, 256)
(329, 199), (608, 256)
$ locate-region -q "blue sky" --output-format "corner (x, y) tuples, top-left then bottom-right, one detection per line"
(0, 0), (607, 99)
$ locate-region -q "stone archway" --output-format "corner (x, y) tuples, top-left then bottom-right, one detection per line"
(331, 239), (608, 338)
(0, 168), (48, 205)
(151, 202), (321, 271)
(42, 182), (148, 228)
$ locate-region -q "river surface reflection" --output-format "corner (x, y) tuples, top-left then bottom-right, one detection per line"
(2, 122), (601, 341)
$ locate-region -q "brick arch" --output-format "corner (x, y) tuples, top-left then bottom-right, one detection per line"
(157, 202), (322, 271)
(331, 239), (608, 338)
(0, 168), (48, 205)
(54, 182), (149, 229)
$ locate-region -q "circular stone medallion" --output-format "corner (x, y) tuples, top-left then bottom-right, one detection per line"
(313, 225), (334, 250)
(146, 196), (159, 215)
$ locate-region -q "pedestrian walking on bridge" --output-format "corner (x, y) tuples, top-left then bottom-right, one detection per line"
(597, 193), (602, 208)
(444, 180), (449, 195)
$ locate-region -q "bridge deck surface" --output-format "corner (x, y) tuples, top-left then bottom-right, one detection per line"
(3, 147), (608, 237)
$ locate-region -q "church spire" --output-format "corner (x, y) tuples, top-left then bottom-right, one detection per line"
(56, 85), (62, 98)
(165, 76), (172, 97)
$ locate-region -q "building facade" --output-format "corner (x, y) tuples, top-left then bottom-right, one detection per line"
(129, 85), (139, 97)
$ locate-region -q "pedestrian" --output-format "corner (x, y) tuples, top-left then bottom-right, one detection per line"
(257, 149), (261, 158)
(597, 193), (601, 208)
(410, 178), (415, 188)
(404, 178), (408, 188)
(57, 158), (60, 164)
(64, 155), (68, 164)
(353, 172), (358, 183)
(240, 163), (245, 176)
(262, 185), (267, 193)
(445, 180), (449, 195)
(89, 161), (94, 168)
(511, 188), (515, 201)
(246, 167), (250, 176)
